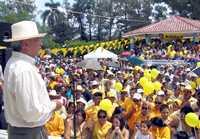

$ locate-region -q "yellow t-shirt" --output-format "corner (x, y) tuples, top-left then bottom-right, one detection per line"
(149, 104), (161, 119)
(93, 121), (112, 139)
(128, 103), (141, 130)
(123, 97), (134, 117)
(85, 105), (100, 123)
(137, 112), (151, 123)
(45, 112), (64, 136)
(117, 99), (125, 108)
(150, 126), (171, 139)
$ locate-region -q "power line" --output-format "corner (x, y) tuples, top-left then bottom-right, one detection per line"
(2, 0), (149, 23)
(2, 0), (34, 6)
(64, 9), (148, 23)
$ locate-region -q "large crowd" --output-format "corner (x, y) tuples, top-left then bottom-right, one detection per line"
(32, 38), (200, 139)
(1, 38), (199, 139)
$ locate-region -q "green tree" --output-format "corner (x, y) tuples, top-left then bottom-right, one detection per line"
(0, 0), (35, 23)
(153, 0), (200, 19)
(85, 0), (95, 40)
(41, 0), (76, 43)
(41, 0), (64, 28)
(152, 4), (168, 21)
(72, 0), (93, 40)
(113, 0), (151, 35)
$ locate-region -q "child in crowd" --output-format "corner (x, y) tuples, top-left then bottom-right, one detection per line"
(134, 121), (153, 139)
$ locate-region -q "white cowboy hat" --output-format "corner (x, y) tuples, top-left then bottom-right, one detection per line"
(4, 21), (46, 42)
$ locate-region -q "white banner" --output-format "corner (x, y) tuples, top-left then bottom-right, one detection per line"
(144, 60), (186, 65)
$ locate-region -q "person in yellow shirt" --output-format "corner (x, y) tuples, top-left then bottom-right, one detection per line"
(122, 97), (134, 119)
(127, 93), (142, 137)
(85, 92), (102, 123)
(107, 91), (119, 111)
(136, 102), (151, 124)
(45, 111), (64, 137)
(159, 104), (170, 124)
(150, 96), (162, 119)
(122, 88), (135, 119)
(150, 117), (171, 139)
(91, 109), (112, 139)
(180, 85), (197, 108)
(117, 89), (128, 108)
(91, 80), (100, 94)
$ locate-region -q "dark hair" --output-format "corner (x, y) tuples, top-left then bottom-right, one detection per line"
(180, 106), (194, 115)
(151, 117), (166, 127)
(93, 92), (103, 97)
(11, 42), (21, 51)
(175, 131), (189, 139)
(66, 102), (75, 111)
(111, 115), (125, 130)
(197, 89), (200, 96)
(159, 104), (169, 112)
(98, 109), (107, 118)
(112, 106), (124, 116)
(68, 102), (75, 107)
(75, 109), (86, 121)
(141, 120), (151, 129)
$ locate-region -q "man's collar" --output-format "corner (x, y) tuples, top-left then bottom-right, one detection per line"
(12, 51), (36, 65)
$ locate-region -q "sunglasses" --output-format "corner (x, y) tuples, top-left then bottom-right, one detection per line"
(142, 107), (148, 110)
(98, 115), (106, 119)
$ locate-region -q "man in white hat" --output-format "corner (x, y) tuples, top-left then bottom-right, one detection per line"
(3, 21), (63, 139)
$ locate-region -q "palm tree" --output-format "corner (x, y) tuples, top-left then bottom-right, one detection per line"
(41, 0), (64, 28)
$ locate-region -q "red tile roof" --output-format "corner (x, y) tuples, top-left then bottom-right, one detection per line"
(123, 16), (200, 37)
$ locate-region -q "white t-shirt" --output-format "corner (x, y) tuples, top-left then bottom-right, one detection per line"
(135, 130), (153, 139)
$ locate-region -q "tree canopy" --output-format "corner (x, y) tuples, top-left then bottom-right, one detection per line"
(0, 0), (199, 48)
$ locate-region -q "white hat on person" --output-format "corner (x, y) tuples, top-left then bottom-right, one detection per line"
(133, 93), (142, 100)
(4, 21), (46, 42)
(185, 85), (192, 90)
(49, 90), (58, 96)
(77, 98), (87, 105)
(157, 90), (165, 96)
(76, 85), (84, 92)
(137, 89), (144, 94)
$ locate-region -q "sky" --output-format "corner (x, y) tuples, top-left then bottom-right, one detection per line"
(35, 0), (74, 22)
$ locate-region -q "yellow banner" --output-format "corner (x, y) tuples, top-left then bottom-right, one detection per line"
(163, 33), (183, 40)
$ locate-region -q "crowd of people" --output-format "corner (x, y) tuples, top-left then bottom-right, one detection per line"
(2, 20), (200, 139)
(33, 38), (200, 139)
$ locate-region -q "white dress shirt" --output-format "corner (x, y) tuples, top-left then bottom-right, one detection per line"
(3, 52), (56, 127)
(0, 65), (3, 82)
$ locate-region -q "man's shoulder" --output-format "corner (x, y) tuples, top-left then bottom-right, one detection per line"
(6, 57), (35, 73)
